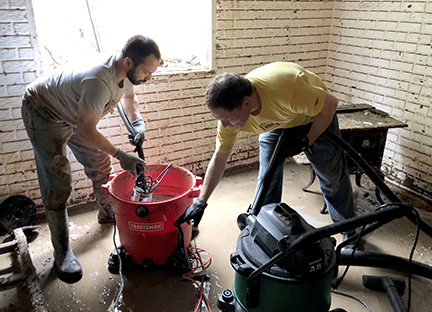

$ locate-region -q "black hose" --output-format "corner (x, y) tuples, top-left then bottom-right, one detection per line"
(250, 132), (286, 216)
(247, 204), (410, 283)
(324, 129), (400, 203)
(323, 129), (432, 238)
(339, 250), (432, 279)
(251, 123), (312, 216)
(117, 101), (145, 161)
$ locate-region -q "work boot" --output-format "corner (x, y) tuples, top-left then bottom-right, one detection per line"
(45, 209), (83, 283)
(93, 180), (114, 224)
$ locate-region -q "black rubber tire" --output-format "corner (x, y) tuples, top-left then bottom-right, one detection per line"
(0, 195), (36, 234)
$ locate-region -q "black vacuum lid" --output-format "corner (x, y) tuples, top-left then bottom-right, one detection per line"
(234, 203), (335, 280)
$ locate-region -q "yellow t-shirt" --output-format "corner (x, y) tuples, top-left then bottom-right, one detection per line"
(216, 62), (327, 153)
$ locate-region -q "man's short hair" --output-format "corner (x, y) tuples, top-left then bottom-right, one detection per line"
(121, 35), (161, 67)
(205, 72), (253, 111)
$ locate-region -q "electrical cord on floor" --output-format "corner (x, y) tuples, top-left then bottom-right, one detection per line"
(332, 225), (366, 290)
(108, 220), (212, 312)
(109, 215), (131, 312)
(331, 290), (372, 312)
(375, 202), (421, 312)
(332, 202), (421, 312)
(407, 207), (420, 312)
(182, 237), (212, 312)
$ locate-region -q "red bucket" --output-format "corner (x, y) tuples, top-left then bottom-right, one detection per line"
(102, 164), (202, 266)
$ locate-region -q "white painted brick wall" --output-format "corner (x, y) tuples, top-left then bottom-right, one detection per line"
(0, 0), (44, 211)
(1, 0), (431, 213)
(329, 0), (432, 201)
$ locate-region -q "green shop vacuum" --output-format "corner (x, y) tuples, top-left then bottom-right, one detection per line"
(219, 202), (337, 312)
(217, 128), (432, 312)
(217, 127), (339, 312)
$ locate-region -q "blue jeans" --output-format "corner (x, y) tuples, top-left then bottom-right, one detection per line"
(256, 115), (355, 223)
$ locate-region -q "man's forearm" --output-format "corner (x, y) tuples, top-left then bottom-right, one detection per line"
(75, 127), (118, 156)
(199, 151), (230, 203)
(121, 93), (141, 121)
(76, 105), (118, 156)
(307, 92), (338, 145)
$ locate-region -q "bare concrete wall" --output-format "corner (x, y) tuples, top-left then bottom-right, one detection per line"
(1, 0), (430, 213)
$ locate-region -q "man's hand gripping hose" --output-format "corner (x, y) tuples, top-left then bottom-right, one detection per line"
(129, 118), (145, 147)
(116, 101), (151, 200)
(174, 199), (208, 227)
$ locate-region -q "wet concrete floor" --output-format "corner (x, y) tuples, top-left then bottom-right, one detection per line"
(1, 160), (432, 312)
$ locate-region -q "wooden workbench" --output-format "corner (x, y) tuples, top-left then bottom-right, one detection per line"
(337, 103), (407, 180)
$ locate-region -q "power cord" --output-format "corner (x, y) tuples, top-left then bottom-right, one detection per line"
(332, 202), (421, 312)
(109, 215), (130, 312)
(331, 290), (372, 312)
(407, 207), (420, 312)
(332, 225), (366, 290)
(376, 202), (421, 312)
(182, 237), (213, 312)
(108, 219), (213, 312)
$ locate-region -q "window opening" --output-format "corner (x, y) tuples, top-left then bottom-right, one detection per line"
(31, 0), (212, 73)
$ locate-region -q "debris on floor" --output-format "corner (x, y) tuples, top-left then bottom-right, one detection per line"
(1, 161), (431, 311)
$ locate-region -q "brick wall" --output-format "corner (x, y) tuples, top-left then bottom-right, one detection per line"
(0, 0), (43, 208)
(328, 0), (432, 201)
(1, 0), (431, 212)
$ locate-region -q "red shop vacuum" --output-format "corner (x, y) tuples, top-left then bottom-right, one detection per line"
(102, 102), (201, 273)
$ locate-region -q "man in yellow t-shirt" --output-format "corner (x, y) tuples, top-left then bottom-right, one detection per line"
(179, 62), (355, 241)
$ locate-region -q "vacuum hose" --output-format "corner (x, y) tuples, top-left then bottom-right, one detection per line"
(117, 101), (144, 160)
(363, 275), (407, 312)
(117, 101), (151, 201)
(246, 128), (432, 287)
(250, 131), (286, 216)
(323, 129), (432, 238)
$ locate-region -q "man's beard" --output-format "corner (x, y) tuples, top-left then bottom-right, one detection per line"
(127, 67), (146, 85)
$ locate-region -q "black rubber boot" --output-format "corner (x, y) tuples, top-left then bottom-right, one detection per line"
(46, 209), (83, 283)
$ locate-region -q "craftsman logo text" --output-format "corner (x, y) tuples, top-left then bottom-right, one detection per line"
(128, 221), (164, 232)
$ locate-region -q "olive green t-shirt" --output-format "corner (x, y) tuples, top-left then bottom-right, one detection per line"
(24, 54), (133, 127)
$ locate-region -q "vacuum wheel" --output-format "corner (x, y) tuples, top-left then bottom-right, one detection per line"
(142, 258), (154, 268)
(108, 245), (131, 274)
(166, 244), (190, 274)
